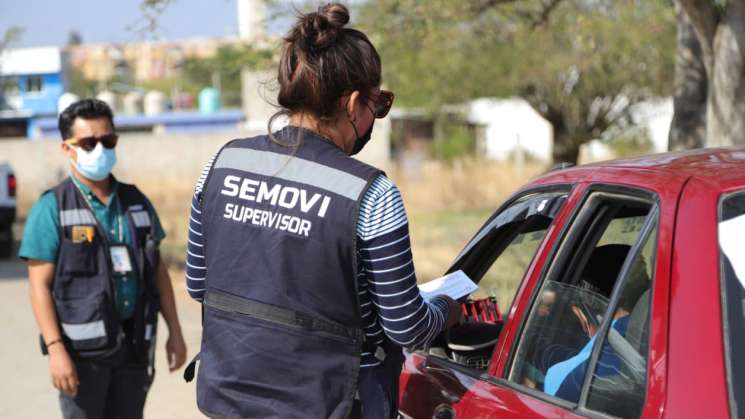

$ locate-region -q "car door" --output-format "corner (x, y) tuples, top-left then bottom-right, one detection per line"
(398, 186), (573, 419)
(463, 184), (667, 419)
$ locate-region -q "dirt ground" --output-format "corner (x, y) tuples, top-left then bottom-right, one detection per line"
(0, 258), (205, 419)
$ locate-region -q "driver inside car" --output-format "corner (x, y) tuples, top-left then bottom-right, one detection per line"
(519, 244), (631, 391)
(544, 253), (650, 402)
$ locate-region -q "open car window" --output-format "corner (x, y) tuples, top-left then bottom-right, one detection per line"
(720, 190), (745, 419)
(508, 189), (658, 419)
(449, 190), (569, 309)
(425, 189), (570, 371)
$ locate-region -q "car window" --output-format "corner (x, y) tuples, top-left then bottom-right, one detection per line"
(426, 190), (569, 370)
(451, 191), (568, 310)
(585, 218), (656, 418)
(508, 190), (656, 413)
(472, 217), (553, 309)
(720, 190), (745, 419)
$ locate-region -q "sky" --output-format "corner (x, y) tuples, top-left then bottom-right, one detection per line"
(0, 0), (288, 48)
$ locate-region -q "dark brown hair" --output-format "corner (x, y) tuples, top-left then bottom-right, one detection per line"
(59, 99), (115, 139)
(272, 2), (381, 130)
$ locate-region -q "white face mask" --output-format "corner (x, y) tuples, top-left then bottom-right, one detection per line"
(70, 142), (117, 181)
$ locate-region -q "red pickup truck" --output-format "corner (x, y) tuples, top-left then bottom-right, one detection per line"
(399, 148), (745, 419)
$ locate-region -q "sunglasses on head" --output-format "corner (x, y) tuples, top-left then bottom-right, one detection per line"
(64, 134), (118, 152)
(371, 90), (394, 119)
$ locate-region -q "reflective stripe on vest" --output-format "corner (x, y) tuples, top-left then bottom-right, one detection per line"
(61, 320), (106, 341)
(60, 209), (96, 226)
(131, 210), (151, 228)
(215, 148), (369, 201)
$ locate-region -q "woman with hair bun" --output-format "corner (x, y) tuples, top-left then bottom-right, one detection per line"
(185, 3), (461, 418)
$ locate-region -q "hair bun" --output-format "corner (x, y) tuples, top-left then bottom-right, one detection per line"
(296, 3), (350, 52)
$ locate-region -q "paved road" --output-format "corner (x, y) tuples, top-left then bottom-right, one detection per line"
(0, 258), (205, 419)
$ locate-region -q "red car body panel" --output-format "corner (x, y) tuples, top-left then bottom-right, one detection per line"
(399, 148), (745, 419)
(666, 176), (730, 419)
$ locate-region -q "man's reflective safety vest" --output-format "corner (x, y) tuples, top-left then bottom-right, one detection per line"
(47, 178), (160, 366)
(197, 127), (383, 419)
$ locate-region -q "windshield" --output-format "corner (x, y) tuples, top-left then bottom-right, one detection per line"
(719, 190), (745, 419)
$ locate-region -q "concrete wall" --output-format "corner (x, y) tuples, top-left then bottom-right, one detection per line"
(0, 132), (240, 213)
(0, 128), (391, 216)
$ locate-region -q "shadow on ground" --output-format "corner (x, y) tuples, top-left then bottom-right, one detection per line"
(0, 257), (26, 280)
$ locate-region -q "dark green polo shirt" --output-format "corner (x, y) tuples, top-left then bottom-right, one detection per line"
(19, 176), (166, 319)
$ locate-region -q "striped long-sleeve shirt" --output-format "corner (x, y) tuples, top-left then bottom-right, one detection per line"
(186, 157), (449, 368)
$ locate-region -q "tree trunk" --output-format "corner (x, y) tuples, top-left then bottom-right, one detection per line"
(669, 0), (707, 150)
(674, 0), (745, 148)
(552, 130), (580, 164)
(706, 3), (745, 147)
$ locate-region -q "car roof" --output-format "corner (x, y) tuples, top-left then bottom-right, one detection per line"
(535, 147), (745, 191)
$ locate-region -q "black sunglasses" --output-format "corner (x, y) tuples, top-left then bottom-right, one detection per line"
(371, 90), (394, 119)
(64, 134), (119, 152)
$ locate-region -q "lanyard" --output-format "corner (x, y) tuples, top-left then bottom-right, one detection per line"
(70, 177), (124, 243)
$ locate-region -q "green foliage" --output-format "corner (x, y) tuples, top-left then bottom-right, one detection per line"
(432, 120), (477, 161)
(66, 66), (99, 97)
(358, 0), (676, 160)
(66, 31), (83, 46)
(181, 44), (275, 108)
(0, 26), (24, 51)
(606, 127), (654, 158)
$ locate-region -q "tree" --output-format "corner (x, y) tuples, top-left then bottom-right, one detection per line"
(181, 44), (274, 108)
(0, 27), (23, 51)
(359, 0), (676, 163)
(67, 30), (83, 46)
(669, 0), (745, 149)
(0, 27), (24, 104)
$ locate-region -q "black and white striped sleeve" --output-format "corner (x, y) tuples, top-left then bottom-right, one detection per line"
(185, 155), (215, 301)
(356, 175), (450, 348)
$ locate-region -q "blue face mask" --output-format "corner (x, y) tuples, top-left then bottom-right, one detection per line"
(71, 142), (117, 181)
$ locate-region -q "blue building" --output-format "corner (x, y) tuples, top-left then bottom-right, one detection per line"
(0, 46), (246, 139)
(0, 47), (66, 138)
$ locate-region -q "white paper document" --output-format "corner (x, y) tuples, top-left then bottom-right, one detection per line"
(719, 214), (745, 290)
(418, 270), (478, 302)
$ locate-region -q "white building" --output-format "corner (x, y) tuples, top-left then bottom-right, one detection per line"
(466, 97), (553, 162)
(465, 96), (674, 163)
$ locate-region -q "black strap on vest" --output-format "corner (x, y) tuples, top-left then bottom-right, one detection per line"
(205, 290), (365, 343)
(185, 290), (368, 383)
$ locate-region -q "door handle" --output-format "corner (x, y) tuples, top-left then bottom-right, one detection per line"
(432, 404), (455, 419)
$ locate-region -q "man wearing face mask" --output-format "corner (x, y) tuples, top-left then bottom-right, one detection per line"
(19, 99), (187, 419)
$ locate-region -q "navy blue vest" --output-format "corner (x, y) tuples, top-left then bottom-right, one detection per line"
(197, 127), (383, 418)
(49, 178), (160, 363)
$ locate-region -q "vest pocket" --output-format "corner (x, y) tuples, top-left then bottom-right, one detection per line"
(58, 293), (114, 352)
(59, 239), (98, 276)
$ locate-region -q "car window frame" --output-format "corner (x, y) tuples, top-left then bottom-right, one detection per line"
(577, 204), (659, 415)
(499, 183), (659, 414)
(412, 183), (574, 379)
(448, 184), (573, 272)
(719, 189), (745, 419)
(448, 183), (573, 314)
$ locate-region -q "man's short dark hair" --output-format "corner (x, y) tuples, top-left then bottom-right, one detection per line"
(58, 99), (115, 139)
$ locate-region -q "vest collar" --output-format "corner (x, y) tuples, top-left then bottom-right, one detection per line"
(69, 174), (119, 207)
(281, 125), (346, 153)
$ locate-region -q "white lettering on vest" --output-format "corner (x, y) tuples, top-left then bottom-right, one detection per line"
(223, 203), (314, 238)
(221, 176), (241, 197)
(256, 182), (281, 205)
(300, 190), (321, 214)
(224, 203), (235, 218)
(318, 196), (331, 218)
(220, 175), (332, 218)
(278, 187), (299, 209)
(239, 179), (260, 201)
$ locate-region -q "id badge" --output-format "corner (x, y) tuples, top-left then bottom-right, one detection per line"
(71, 226), (95, 243)
(110, 244), (133, 274)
